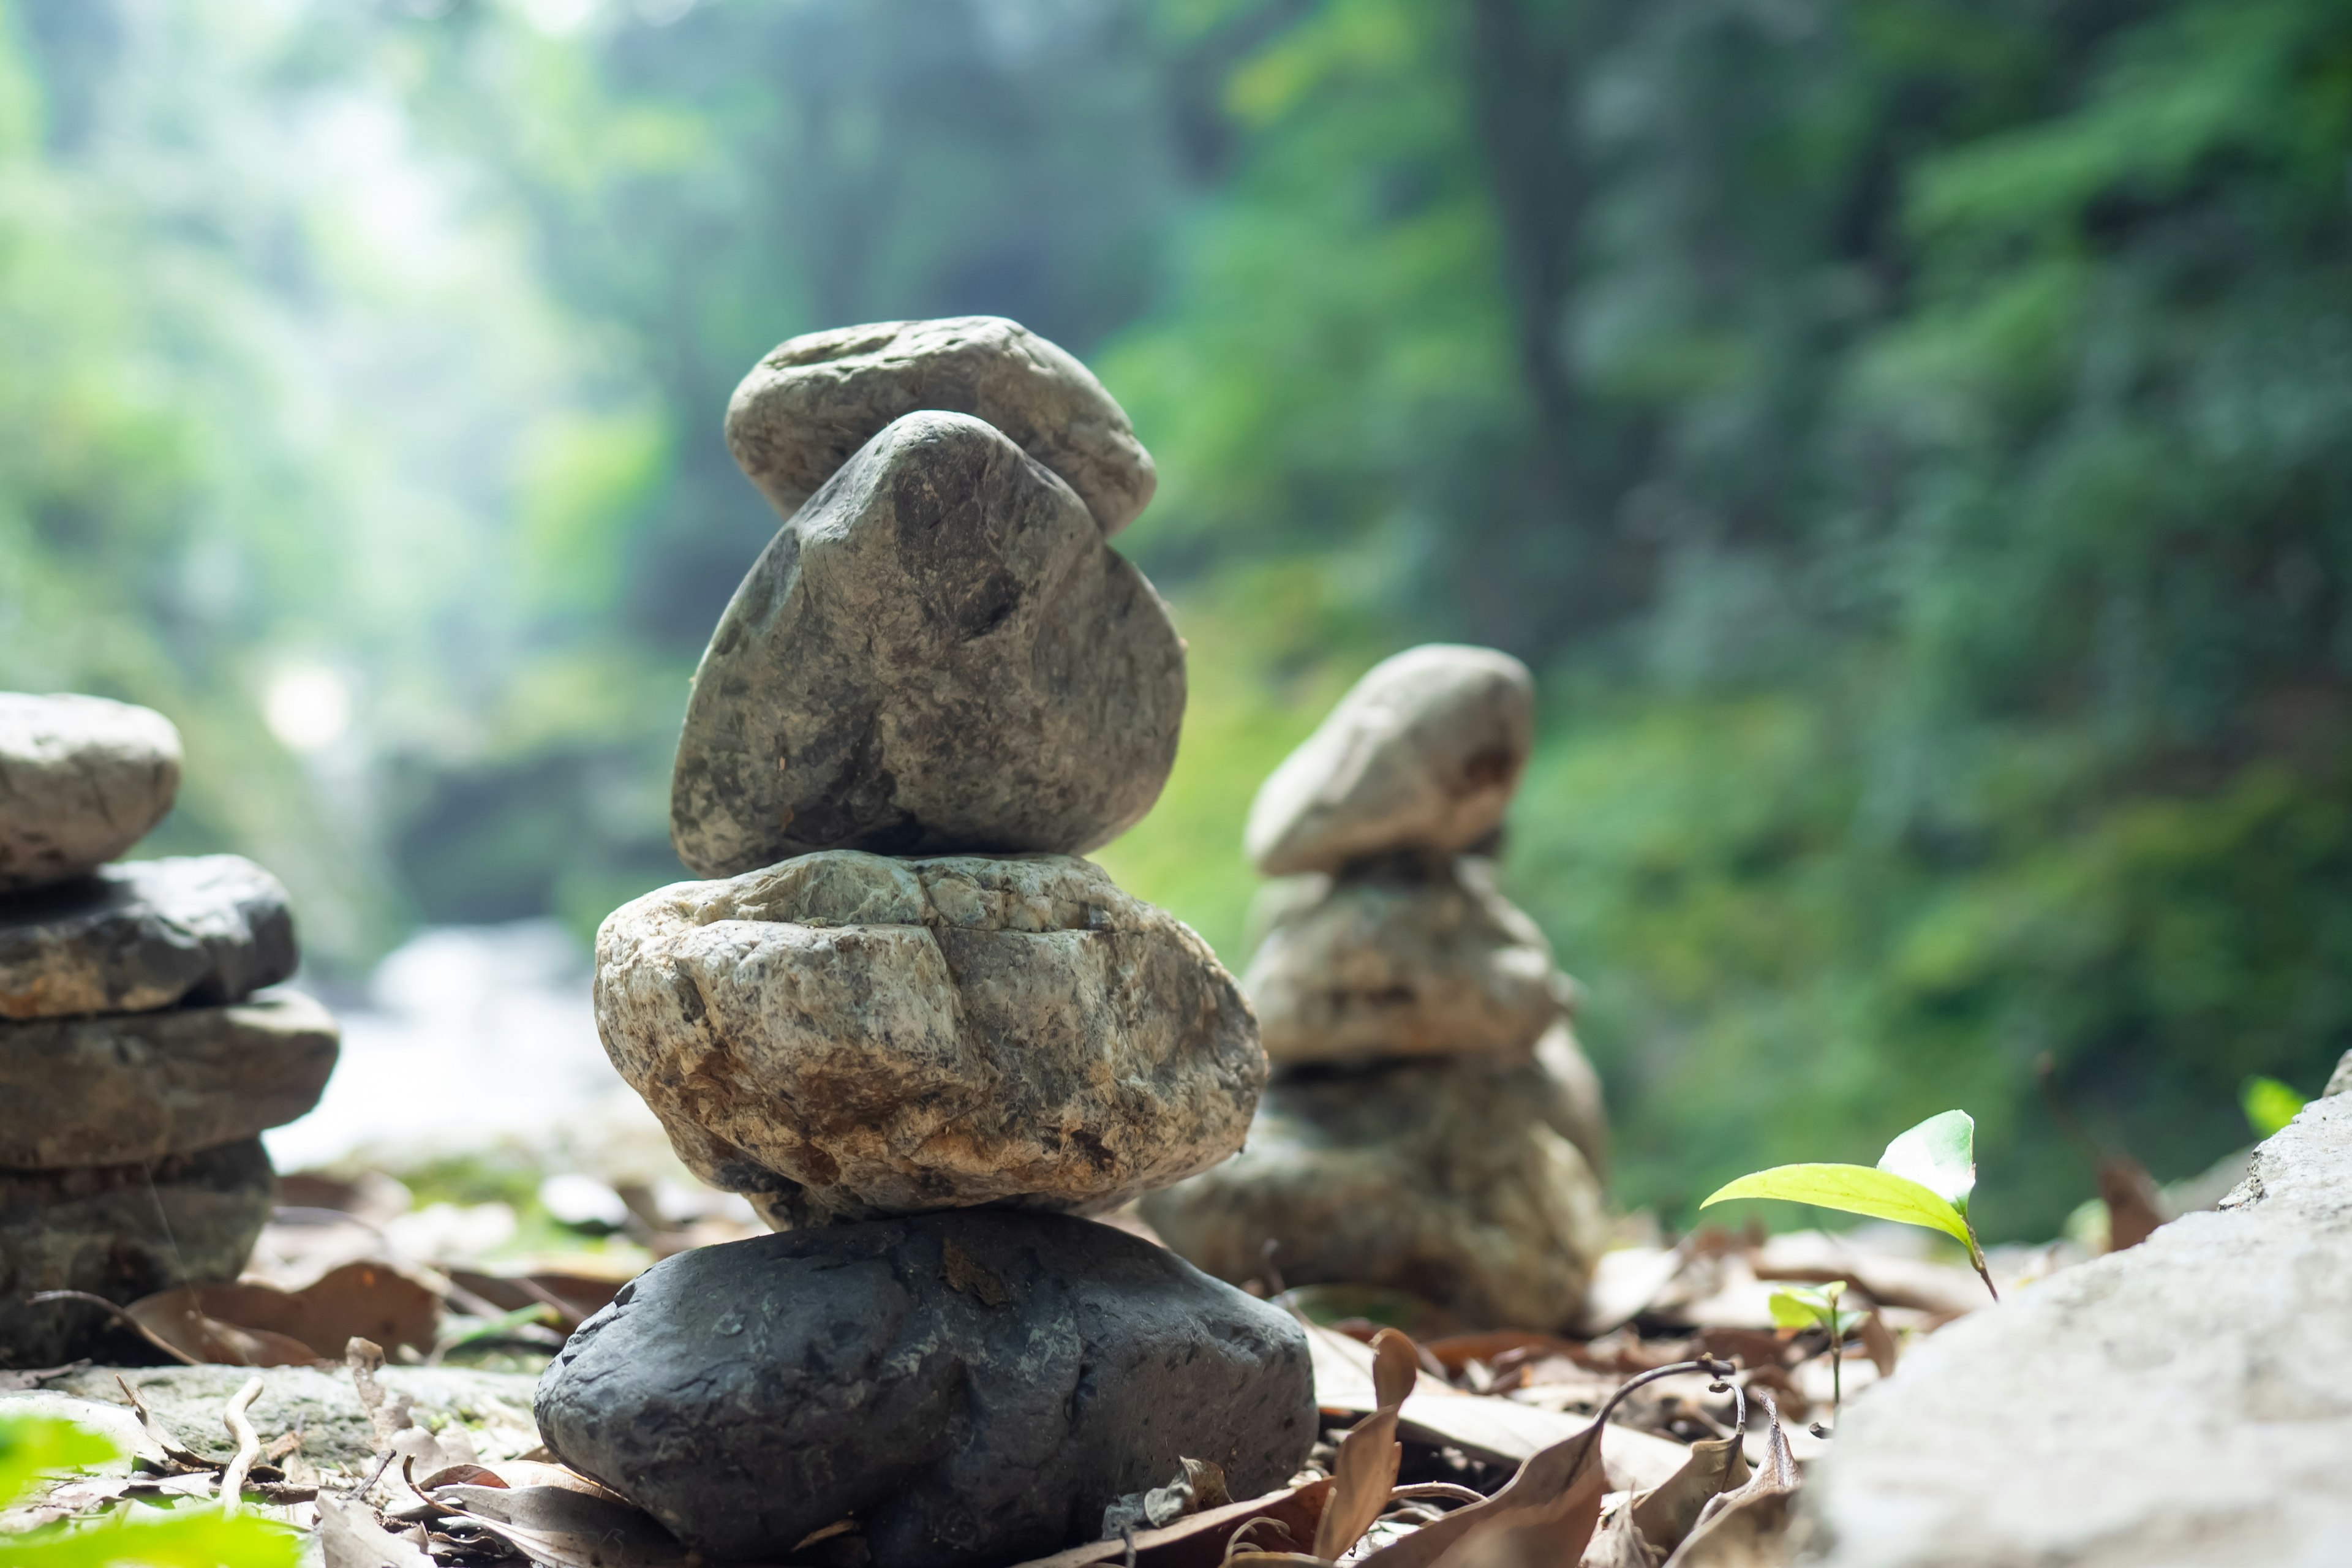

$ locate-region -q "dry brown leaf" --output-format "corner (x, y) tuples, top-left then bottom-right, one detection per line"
(1356, 1417), (1610, 1568)
(447, 1268), (627, 1332)
(2097, 1157), (2166, 1252)
(196, 1261), (441, 1357)
(1628, 1434), (1747, 1556)
(435, 1484), (701, 1568)
(318, 1494), (435, 1568)
(1664, 1393), (1798, 1568)
(996, 1479), (1338, 1568)
(1581, 1504), (1665, 1568)
(121, 1291), (320, 1366)
(1422, 1332), (1588, 1377)
(1857, 1311), (1898, 1380)
(1310, 1329), (1416, 1560)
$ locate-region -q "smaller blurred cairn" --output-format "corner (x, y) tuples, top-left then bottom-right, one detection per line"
(0, 694), (337, 1366)
(1144, 647), (1610, 1329)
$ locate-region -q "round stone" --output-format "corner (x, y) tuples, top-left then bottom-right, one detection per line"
(1246, 646), (1535, 877)
(1140, 1051), (1609, 1330)
(594, 851), (1263, 1227)
(0, 855), (298, 1020)
(671, 410), (1185, 875)
(0, 693), (183, 892)
(725, 315), (1156, 536)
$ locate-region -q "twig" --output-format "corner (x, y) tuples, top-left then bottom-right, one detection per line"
(28, 1292), (200, 1366)
(1388, 1483), (1486, 1506)
(217, 1377), (265, 1517)
(113, 1374), (211, 1470)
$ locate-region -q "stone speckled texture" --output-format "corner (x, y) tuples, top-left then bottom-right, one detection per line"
(1243, 856), (1567, 1066)
(0, 855), (297, 1020)
(0, 992), (337, 1167)
(594, 851), (1263, 1227)
(1141, 1052), (1609, 1330)
(671, 411), (1185, 876)
(0, 694), (183, 892)
(725, 315), (1157, 536)
(0, 1139), (274, 1367)
(1245, 646), (1533, 877)
(535, 1210), (1316, 1568)
(1796, 1091), (2352, 1568)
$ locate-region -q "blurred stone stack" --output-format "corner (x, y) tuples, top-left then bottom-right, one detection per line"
(1142, 648), (1610, 1330)
(535, 319), (1315, 1568)
(0, 694), (338, 1367)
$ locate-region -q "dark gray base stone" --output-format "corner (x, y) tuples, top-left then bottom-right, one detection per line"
(0, 1139), (274, 1368)
(0, 991), (337, 1167)
(535, 1210), (1317, 1568)
(0, 855), (298, 1020)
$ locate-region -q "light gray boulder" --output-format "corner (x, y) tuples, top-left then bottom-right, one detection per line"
(725, 315), (1157, 536)
(594, 851), (1263, 1228)
(671, 410), (1185, 876)
(1140, 1050), (1609, 1330)
(1246, 646), (1534, 877)
(0, 1139), (274, 1367)
(1796, 1090), (2352, 1567)
(0, 855), (297, 1020)
(1244, 856), (1567, 1066)
(0, 693), (183, 891)
(0, 992), (338, 1168)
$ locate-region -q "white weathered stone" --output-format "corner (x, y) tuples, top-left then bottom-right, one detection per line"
(0, 855), (296, 1020)
(594, 851), (1264, 1227)
(1246, 646), (1534, 877)
(1140, 1051), (1609, 1330)
(726, 316), (1156, 536)
(1797, 1091), (2352, 1567)
(1244, 857), (1567, 1066)
(671, 410), (1185, 876)
(0, 694), (183, 891)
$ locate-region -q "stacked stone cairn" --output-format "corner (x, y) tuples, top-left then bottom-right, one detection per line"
(0, 695), (338, 1366)
(1141, 649), (1610, 1330)
(534, 318), (1316, 1568)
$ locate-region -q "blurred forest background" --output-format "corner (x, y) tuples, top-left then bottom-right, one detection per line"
(4, 0), (2348, 1237)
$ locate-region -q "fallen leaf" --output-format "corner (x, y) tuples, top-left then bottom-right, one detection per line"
(1579, 1248), (1690, 1336)
(318, 1494), (435, 1568)
(435, 1484), (699, 1568)
(448, 1268), (628, 1332)
(1310, 1330), (1415, 1560)
(1628, 1436), (1747, 1556)
(1010, 1480), (1334, 1568)
(1664, 1393), (1798, 1567)
(1581, 1504), (1664, 1568)
(2097, 1157), (2166, 1252)
(1857, 1312), (1898, 1380)
(1359, 1412), (1610, 1568)
(191, 1261), (442, 1357)
(119, 1291), (318, 1367)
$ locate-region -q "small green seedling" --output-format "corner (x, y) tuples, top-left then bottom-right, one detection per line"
(1768, 1280), (1860, 1425)
(2241, 1076), (2306, 1140)
(1702, 1109), (1999, 1300)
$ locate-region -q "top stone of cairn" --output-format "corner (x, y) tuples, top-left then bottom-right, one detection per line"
(1246, 645), (1534, 876)
(0, 694), (183, 891)
(726, 316), (1158, 537)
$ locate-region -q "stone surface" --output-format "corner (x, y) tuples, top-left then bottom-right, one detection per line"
(0, 1139), (273, 1367)
(535, 1210), (1317, 1568)
(13, 1363), (545, 1466)
(0, 693), (183, 892)
(0, 992), (338, 1167)
(671, 411), (1185, 875)
(2325, 1045), (2352, 1098)
(0, 855), (297, 1020)
(1796, 1092), (2352, 1567)
(1243, 856), (1567, 1066)
(1140, 1051), (1610, 1329)
(1245, 646), (1534, 877)
(725, 315), (1157, 536)
(595, 851), (1262, 1227)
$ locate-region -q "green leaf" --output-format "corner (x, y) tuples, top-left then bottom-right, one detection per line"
(1876, 1110), (1978, 1216)
(0, 1414), (118, 1509)
(1767, 1289), (1821, 1331)
(1701, 1163), (1975, 1250)
(1768, 1281), (1854, 1336)
(2241, 1076), (2306, 1140)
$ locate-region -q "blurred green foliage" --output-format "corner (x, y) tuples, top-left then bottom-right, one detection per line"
(0, 1412), (299, 1567)
(1, 0), (2345, 1237)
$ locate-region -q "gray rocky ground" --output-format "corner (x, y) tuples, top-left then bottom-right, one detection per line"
(0, 854), (296, 1019)
(1797, 1079), (2352, 1567)
(536, 1210), (1314, 1568)
(594, 851), (1261, 1226)
(0, 694), (183, 892)
(670, 410), (1184, 875)
(725, 315), (1158, 535)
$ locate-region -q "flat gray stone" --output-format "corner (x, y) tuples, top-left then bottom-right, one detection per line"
(1797, 1093), (2352, 1567)
(536, 1210), (1317, 1568)
(1244, 856), (1567, 1066)
(0, 694), (182, 891)
(0, 992), (338, 1167)
(725, 315), (1156, 536)
(1141, 1050), (1609, 1330)
(1246, 646), (1534, 876)
(595, 852), (1262, 1227)
(0, 1139), (273, 1367)
(0, 855), (296, 1020)
(671, 410), (1185, 875)
(17, 1363), (544, 1468)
